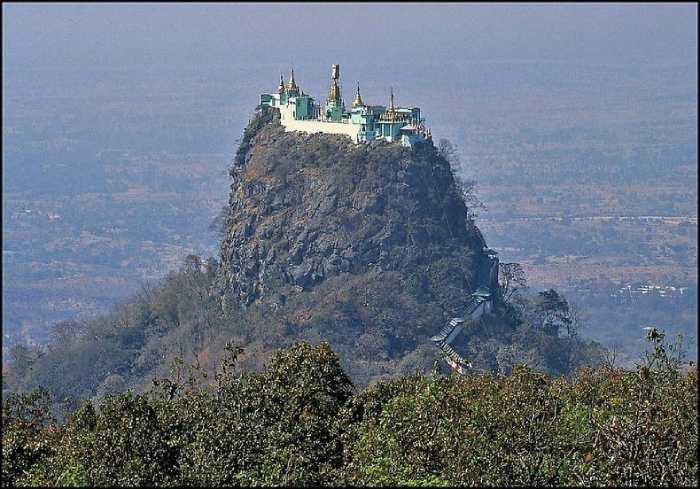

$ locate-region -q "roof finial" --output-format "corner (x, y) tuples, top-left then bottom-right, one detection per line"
(352, 81), (365, 107)
(287, 68), (298, 92)
(379, 86), (400, 121)
(278, 72), (285, 93)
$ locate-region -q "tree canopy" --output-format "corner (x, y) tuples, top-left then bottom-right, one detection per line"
(2, 336), (696, 487)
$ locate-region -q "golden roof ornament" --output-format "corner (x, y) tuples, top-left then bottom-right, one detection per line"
(380, 87), (403, 121)
(352, 82), (365, 107)
(327, 64), (342, 103)
(277, 73), (285, 93)
(328, 79), (341, 102)
(286, 68), (298, 92)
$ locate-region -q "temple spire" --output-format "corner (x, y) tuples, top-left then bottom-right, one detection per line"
(380, 86), (403, 122)
(352, 82), (365, 108)
(327, 65), (342, 103)
(277, 72), (285, 93)
(287, 68), (298, 92)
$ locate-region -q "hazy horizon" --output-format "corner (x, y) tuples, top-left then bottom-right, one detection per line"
(4, 3), (697, 72)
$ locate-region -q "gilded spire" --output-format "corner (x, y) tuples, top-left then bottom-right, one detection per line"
(286, 68), (298, 92)
(380, 86), (402, 121)
(352, 82), (365, 108)
(328, 79), (341, 102)
(277, 72), (285, 93)
(327, 66), (342, 103)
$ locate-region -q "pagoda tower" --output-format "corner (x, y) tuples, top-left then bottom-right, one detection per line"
(352, 82), (365, 108)
(325, 64), (345, 121)
(286, 68), (300, 97)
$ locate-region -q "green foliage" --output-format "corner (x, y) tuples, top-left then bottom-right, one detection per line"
(55, 461), (88, 487)
(1, 389), (56, 485)
(75, 392), (180, 486)
(3, 254), (226, 412)
(176, 342), (352, 486)
(2, 334), (696, 487)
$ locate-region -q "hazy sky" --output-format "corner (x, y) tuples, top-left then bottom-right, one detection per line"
(3, 3), (697, 71)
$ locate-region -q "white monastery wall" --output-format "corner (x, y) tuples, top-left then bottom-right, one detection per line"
(279, 104), (361, 142)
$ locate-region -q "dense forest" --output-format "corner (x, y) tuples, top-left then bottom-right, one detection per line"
(3, 330), (697, 486)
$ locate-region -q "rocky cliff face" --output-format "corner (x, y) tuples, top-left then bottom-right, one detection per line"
(214, 107), (501, 383)
(218, 107), (497, 311)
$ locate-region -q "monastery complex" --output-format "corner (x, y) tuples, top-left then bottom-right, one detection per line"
(260, 64), (432, 147)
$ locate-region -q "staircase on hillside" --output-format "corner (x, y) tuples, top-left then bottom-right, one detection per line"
(431, 287), (493, 374)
